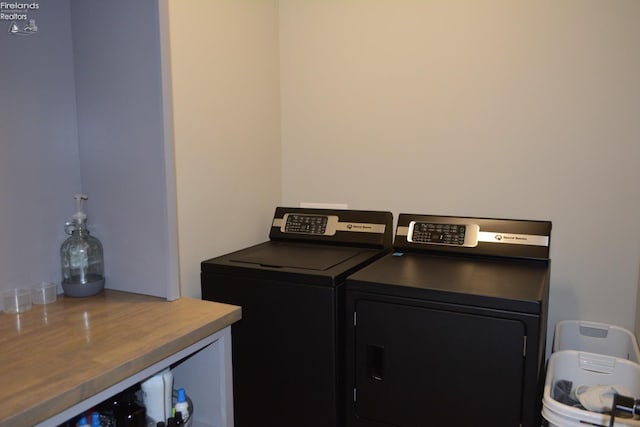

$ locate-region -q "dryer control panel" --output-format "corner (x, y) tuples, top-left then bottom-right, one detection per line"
(407, 221), (479, 247)
(395, 214), (552, 259)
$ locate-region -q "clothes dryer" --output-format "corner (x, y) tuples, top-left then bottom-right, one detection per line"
(201, 207), (393, 427)
(345, 214), (552, 427)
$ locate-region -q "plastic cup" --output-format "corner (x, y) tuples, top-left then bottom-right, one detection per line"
(2, 288), (32, 313)
(32, 282), (58, 305)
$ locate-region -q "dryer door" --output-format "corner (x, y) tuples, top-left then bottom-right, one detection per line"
(353, 299), (525, 427)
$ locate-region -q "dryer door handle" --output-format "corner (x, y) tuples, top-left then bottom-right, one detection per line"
(366, 344), (385, 381)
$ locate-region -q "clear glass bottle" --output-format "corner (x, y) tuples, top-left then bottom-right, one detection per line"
(61, 194), (105, 297)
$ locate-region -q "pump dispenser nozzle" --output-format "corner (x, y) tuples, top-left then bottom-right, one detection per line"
(64, 194), (89, 236)
(72, 193), (88, 222)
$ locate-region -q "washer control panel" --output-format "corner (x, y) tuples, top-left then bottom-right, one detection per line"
(283, 214), (334, 235)
(407, 221), (479, 247)
(269, 207), (393, 247)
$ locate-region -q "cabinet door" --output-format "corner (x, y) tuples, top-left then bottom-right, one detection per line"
(354, 300), (525, 427)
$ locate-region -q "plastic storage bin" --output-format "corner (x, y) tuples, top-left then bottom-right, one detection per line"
(542, 350), (640, 427)
(553, 320), (640, 363)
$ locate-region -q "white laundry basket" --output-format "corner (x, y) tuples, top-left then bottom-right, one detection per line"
(553, 320), (640, 363)
(542, 350), (640, 427)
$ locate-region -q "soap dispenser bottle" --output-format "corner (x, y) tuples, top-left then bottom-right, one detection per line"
(61, 194), (105, 297)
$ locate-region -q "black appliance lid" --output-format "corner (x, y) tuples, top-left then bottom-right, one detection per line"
(347, 252), (549, 313)
(229, 243), (363, 271)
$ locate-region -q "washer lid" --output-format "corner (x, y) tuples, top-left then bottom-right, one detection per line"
(230, 243), (364, 271)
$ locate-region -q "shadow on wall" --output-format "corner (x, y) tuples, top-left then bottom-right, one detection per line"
(546, 281), (579, 358)
(636, 258), (640, 342)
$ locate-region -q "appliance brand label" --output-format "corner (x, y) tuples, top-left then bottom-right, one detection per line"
(337, 222), (386, 233)
(477, 231), (549, 247)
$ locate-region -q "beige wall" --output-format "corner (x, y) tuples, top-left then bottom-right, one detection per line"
(279, 1), (640, 335)
(164, 1), (640, 338)
(167, 0), (282, 298)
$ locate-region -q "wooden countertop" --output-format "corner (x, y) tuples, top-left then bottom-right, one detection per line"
(0, 290), (241, 427)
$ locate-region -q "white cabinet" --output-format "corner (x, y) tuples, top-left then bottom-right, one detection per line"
(38, 327), (234, 427)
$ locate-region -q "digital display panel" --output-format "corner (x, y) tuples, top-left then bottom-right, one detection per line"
(411, 222), (467, 246)
(284, 214), (328, 235)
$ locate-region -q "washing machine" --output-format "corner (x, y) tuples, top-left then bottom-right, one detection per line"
(345, 214), (552, 427)
(201, 207), (393, 427)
